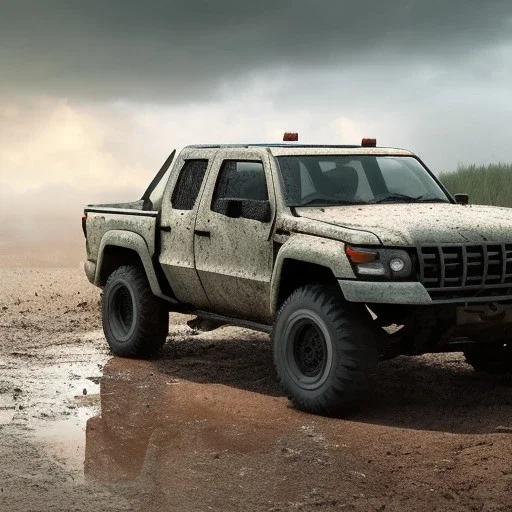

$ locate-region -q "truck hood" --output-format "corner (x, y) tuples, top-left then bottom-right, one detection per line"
(295, 203), (512, 245)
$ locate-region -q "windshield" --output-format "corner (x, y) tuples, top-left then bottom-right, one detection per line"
(276, 155), (450, 207)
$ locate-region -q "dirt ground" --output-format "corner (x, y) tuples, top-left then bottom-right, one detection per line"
(0, 268), (511, 512)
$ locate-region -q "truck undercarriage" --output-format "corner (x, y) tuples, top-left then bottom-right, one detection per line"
(372, 301), (512, 361)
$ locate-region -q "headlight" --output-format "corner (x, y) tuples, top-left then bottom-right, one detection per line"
(345, 245), (413, 279)
(389, 258), (405, 272)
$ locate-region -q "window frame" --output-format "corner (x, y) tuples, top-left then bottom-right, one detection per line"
(210, 158), (269, 212)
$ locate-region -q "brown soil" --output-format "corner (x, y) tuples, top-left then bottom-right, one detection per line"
(0, 268), (511, 511)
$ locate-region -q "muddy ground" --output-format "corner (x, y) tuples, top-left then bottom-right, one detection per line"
(0, 268), (511, 512)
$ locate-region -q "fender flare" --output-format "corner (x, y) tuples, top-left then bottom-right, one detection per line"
(95, 230), (165, 299)
(270, 234), (356, 314)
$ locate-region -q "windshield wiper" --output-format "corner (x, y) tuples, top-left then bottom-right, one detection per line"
(416, 198), (450, 203)
(373, 194), (448, 204)
(293, 198), (364, 207)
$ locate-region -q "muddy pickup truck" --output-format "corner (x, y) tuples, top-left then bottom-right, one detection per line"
(83, 138), (512, 415)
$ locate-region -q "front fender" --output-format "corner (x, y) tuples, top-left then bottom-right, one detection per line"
(95, 230), (165, 299)
(270, 234), (356, 314)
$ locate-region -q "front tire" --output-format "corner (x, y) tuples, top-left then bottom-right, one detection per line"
(464, 343), (512, 374)
(102, 265), (169, 358)
(272, 285), (377, 416)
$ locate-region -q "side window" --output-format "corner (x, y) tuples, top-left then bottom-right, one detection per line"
(212, 160), (268, 207)
(171, 159), (208, 210)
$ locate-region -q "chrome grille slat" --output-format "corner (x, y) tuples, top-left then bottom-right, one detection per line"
(501, 243), (507, 285)
(461, 245), (468, 287)
(438, 244), (446, 288)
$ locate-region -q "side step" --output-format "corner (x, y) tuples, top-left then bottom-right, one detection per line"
(188, 310), (272, 334)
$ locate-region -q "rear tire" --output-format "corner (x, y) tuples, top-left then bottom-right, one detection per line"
(272, 285), (378, 416)
(464, 343), (512, 374)
(102, 265), (169, 358)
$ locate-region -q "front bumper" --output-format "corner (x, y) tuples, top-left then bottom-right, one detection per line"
(338, 279), (512, 305)
(338, 280), (433, 305)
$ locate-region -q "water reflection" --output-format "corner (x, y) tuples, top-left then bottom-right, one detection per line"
(83, 352), (512, 511)
(84, 357), (289, 483)
(85, 358), (169, 481)
(83, 358), (366, 510)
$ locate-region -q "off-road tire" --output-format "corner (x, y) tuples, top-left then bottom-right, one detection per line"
(272, 284), (378, 416)
(102, 265), (169, 358)
(464, 343), (512, 374)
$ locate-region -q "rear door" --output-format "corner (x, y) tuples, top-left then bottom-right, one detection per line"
(193, 149), (276, 324)
(158, 149), (215, 309)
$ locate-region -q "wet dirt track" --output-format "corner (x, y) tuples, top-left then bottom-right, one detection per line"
(0, 268), (511, 512)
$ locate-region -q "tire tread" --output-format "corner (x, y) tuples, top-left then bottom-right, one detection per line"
(102, 265), (168, 358)
(273, 284), (377, 416)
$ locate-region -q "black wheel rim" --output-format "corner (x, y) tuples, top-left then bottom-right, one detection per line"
(109, 282), (136, 342)
(284, 310), (333, 390)
(293, 324), (327, 377)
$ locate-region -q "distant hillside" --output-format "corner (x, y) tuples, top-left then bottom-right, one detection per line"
(439, 163), (512, 207)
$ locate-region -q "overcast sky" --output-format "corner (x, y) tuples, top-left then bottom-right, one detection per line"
(1, 1), (512, 252)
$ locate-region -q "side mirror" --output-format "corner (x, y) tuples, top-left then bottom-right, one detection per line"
(454, 193), (469, 205)
(241, 199), (272, 222)
(213, 198), (242, 218)
(213, 198), (271, 222)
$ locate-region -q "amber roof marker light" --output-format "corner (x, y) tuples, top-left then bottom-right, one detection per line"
(283, 132), (299, 142)
(361, 138), (377, 147)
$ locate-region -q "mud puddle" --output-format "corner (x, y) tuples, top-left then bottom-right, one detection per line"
(0, 330), (110, 481)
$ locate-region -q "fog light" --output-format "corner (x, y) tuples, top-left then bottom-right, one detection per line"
(357, 263), (386, 276)
(389, 258), (405, 272)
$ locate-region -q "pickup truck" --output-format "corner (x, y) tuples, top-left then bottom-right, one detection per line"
(83, 137), (512, 415)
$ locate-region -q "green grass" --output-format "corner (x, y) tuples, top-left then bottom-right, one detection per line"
(438, 163), (512, 207)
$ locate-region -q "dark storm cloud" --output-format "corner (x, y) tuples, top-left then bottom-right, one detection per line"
(1, 0), (511, 102)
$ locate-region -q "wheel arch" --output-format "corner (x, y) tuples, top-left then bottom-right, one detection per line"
(271, 234), (356, 315)
(274, 259), (338, 313)
(95, 230), (168, 300)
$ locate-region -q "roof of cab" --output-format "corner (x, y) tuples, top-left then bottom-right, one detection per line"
(268, 146), (414, 157)
(185, 144), (360, 149)
(183, 143), (415, 157)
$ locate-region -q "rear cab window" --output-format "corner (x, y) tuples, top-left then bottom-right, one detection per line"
(171, 159), (209, 210)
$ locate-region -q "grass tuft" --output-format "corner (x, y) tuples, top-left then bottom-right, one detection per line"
(439, 163), (512, 207)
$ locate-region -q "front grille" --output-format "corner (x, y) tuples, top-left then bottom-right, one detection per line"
(417, 243), (512, 300)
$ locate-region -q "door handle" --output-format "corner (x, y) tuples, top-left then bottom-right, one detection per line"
(161, 225), (171, 232)
(194, 230), (211, 238)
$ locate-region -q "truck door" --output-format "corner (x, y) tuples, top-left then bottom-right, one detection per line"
(194, 149), (276, 324)
(159, 150), (214, 309)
